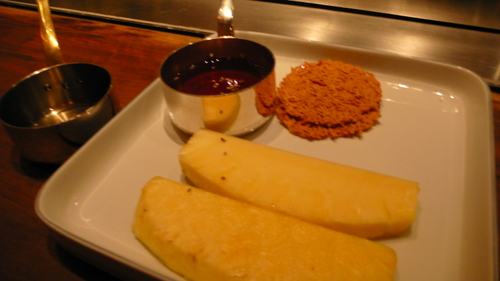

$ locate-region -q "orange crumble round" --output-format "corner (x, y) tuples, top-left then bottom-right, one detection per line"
(275, 60), (382, 140)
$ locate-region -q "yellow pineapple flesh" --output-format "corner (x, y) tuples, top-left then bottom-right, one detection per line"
(133, 176), (397, 281)
(179, 129), (419, 239)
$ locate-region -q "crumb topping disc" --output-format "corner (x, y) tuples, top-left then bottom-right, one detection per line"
(276, 60), (382, 140)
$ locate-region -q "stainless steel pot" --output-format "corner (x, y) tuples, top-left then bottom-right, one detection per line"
(0, 0), (114, 163)
(159, 0), (276, 136)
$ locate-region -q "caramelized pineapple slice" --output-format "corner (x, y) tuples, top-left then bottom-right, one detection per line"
(133, 176), (397, 281)
(179, 129), (419, 239)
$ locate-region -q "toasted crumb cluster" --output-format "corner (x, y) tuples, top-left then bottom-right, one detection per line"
(275, 60), (382, 140)
(255, 70), (277, 117)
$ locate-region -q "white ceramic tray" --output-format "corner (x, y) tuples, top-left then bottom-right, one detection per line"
(36, 31), (497, 280)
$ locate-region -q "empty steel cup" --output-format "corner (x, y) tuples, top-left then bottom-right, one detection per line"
(160, 37), (276, 136)
(0, 63), (114, 163)
(0, 0), (115, 164)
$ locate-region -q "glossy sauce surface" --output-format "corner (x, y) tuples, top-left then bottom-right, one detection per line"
(174, 57), (263, 96)
(178, 69), (260, 95)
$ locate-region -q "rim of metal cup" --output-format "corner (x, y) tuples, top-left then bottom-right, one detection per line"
(0, 62), (112, 129)
(159, 37), (275, 97)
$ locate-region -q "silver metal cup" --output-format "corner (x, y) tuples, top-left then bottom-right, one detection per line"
(0, 0), (114, 163)
(159, 37), (276, 136)
(0, 63), (114, 163)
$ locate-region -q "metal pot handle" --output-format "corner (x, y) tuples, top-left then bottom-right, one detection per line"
(35, 0), (64, 66)
(217, 0), (234, 37)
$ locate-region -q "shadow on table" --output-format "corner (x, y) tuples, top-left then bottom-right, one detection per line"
(48, 236), (121, 281)
(46, 232), (163, 281)
(9, 146), (61, 180)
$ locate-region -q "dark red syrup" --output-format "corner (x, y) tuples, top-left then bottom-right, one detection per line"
(174, 57), (264, 96)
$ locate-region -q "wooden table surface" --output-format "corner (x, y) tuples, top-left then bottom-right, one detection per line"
(0, 4), (498, 281)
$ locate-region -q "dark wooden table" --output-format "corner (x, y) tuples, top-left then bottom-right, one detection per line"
(0, 4), (499, 281)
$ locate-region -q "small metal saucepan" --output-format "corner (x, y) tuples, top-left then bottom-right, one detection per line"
(0, 0), (114, 164)
(159, 0), (276, 136)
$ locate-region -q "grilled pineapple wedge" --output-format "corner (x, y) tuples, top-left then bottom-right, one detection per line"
(133, 176), (397, 281)
(179, 129), (419, 239)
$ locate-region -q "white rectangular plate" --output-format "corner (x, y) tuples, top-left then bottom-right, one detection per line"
(36, 31), (497, 280)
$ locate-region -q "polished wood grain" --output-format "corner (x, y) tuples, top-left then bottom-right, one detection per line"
(0, 4), (499, 281)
